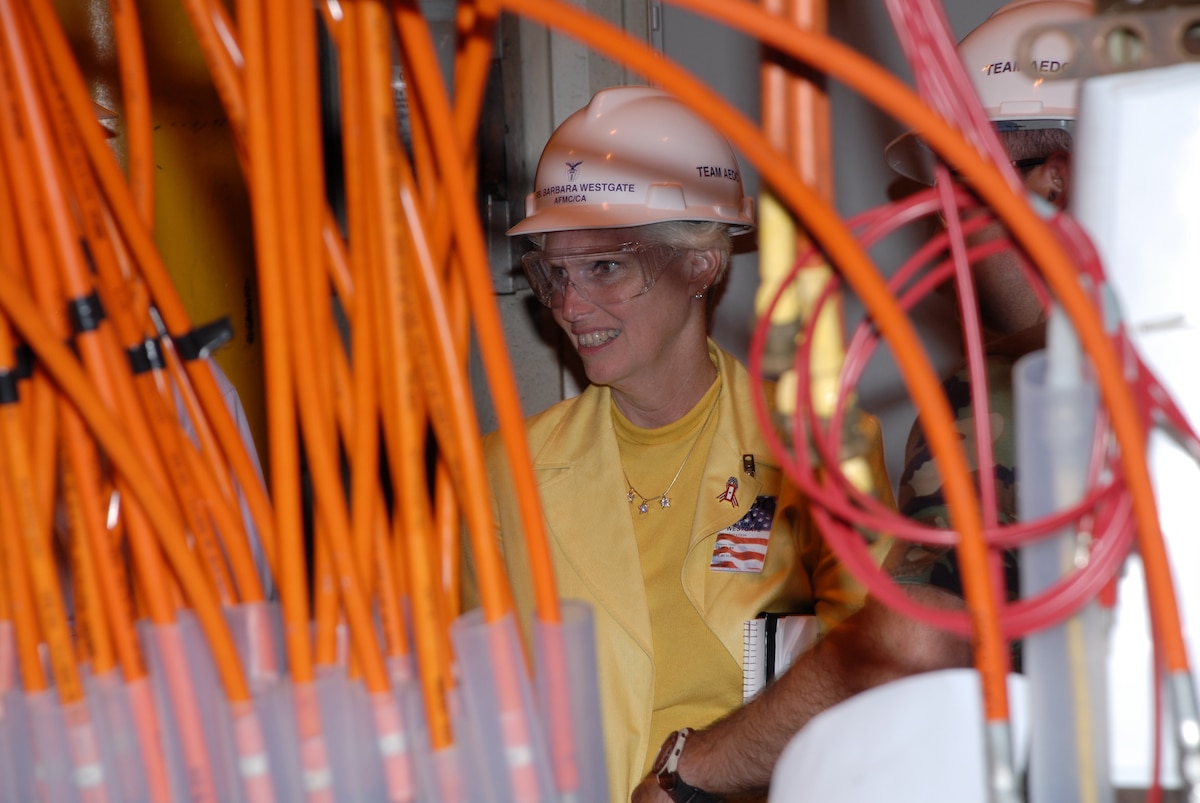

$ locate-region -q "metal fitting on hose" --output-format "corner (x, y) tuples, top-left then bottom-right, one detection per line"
(1168, 671), (1200, 802)
(985, 720), (1023, 803)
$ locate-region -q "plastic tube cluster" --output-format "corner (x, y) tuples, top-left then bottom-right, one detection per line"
(0, 1), (1197, 802)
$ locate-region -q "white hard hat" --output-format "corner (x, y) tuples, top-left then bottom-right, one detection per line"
(507, 85), (755, 237)
(885, 0), (1091, 182)
(959, 0), (1090, 130)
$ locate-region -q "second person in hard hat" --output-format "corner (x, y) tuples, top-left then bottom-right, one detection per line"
(894, 0), (1082, 556)
(461, 85), (894, 803)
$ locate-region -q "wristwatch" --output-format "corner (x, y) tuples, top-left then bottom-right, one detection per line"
(651, 728), (722, 803)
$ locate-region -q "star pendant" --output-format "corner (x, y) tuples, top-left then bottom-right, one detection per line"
(660, 495), (671, 509)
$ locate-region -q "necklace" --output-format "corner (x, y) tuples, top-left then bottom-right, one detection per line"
(621, 389), (720, 514)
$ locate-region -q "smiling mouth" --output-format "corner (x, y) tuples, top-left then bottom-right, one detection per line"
(577, 329), (620, 348)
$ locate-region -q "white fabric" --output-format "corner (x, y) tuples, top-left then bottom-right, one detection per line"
(769, 669), (1029, 803)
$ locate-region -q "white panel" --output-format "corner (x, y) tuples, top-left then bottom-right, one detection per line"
(1071, 62), (1200, 790)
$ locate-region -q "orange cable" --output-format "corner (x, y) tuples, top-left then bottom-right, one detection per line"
(38, 6), (269, 606)
(107, 0), (155, 227)
(0, 410), (46, 693)
(264, 0), (388, 693)
(451, 0), (501, 143)
(24, 28), (244, 611)
(435, 460), (463, 620)
(233, 0), (313, 683)
(0, 391), (82, 703)
(25, 1), (280, 590)
(59, 440), (116, 675)
(0, 4), (94, 705)
(391, 0), (541, 624)
(312, 524), (340, 668)
(343, 0), (387, 623)
(0, 311), (47, 694)
(0, 265), (252, 702)
(59, 409), (146, 682)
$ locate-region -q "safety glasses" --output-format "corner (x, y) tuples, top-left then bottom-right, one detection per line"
(521, 242), (680, 308)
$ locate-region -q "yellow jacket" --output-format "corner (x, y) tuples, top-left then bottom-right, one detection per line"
(467, 342), (892, 802)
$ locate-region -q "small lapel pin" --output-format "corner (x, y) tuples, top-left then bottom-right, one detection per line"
(717, 476), (740, 507)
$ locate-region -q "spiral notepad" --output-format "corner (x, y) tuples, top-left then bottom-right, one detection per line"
(742, 613), (820, 702)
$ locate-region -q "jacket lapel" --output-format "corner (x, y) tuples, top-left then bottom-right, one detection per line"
(533, 386), (654, 656)
(682, 347), (775, 662)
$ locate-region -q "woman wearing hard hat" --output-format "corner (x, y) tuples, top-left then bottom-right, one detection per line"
(462, 85), (893, 803)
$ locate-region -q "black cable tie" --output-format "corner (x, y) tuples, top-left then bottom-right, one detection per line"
(174, 317), (234, 361)
(67, 291), (106, 335)
(127, 337), (165, 375)
(0, 371), (18, 405)
(14, 343), (34, 381)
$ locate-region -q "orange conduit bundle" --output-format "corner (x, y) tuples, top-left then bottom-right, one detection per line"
(0, 1), (1195, 802)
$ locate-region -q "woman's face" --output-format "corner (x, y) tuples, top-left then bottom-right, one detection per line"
(540, 226), (707, 392)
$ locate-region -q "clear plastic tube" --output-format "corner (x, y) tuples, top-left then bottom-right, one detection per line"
(252, 678), (306, 803)
(314, 666), (385, 803)
(84, 671), (150, 803)
(1015, 349), (1112, 803)
(27, 689), (80, 803)
(532, 601), (608, 803)
(0, 688), (36, 802)
(138, 620), (210, 803)
(451, 610), (555, 803)
(225, 601), (286, 693)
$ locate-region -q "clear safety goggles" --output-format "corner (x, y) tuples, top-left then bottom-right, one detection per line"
(521, 242), (680, 308)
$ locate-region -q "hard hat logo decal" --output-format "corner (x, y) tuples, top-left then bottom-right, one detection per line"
(566, 160), (583, 181)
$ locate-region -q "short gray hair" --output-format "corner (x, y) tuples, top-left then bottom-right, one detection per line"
(634, 220), (735, 284)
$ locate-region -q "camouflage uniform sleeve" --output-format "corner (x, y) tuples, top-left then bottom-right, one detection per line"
(891, 358), (1021, 601)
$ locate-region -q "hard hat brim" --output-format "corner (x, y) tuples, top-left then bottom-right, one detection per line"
(884, 119), (1074, 186)
(506, 202), (755, 237)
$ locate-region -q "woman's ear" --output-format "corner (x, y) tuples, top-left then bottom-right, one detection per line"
(686, 247), (724, 297)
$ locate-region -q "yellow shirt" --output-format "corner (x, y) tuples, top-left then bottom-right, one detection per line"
(614, 378), (743, 775)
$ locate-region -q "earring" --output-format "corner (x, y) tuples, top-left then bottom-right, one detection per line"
(694, 284), (708, 300)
